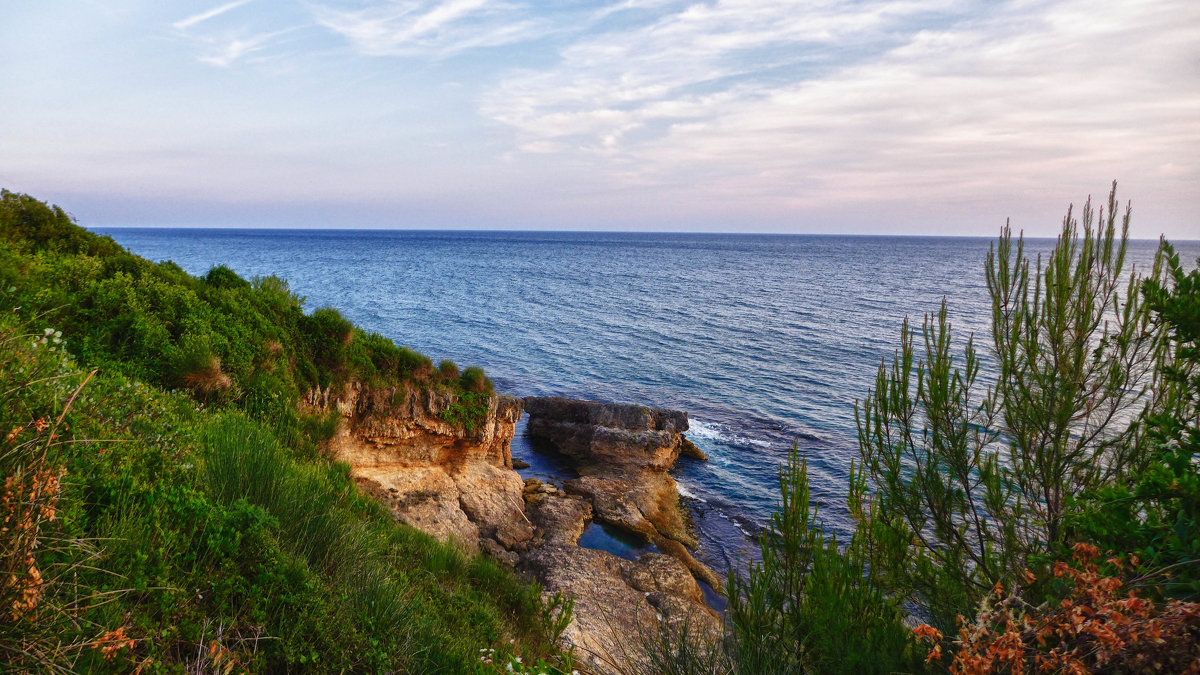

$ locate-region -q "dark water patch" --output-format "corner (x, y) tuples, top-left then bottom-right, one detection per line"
(578, 522), (659, 561)
(510, 416), (579, 483)
(698, 579), (728, 613)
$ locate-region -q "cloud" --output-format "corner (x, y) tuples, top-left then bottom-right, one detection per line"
(195, 28), (297, 67)
(170, 0), (302, 68)
(310, 0), (544, 57)
(480, 0), (1200, 214)
(172, 0), (255, 31)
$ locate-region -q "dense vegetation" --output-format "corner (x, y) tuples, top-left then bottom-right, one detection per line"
(0, 192), (566, 673)
(0, 190), (493, 440)
(648, 185), (1198, 674)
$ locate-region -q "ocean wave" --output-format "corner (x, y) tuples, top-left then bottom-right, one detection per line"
(676, 482), (706, 502)
(715, 510), (756, 538)
(687, 419), (772, 450)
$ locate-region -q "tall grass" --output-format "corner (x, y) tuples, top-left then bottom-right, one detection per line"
(200, 414), (411, 640)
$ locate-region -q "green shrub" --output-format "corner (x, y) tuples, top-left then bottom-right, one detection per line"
(460, 365), (493, 394)
(0, 191), (494, 426)
(1063, 242), (1200, 600)
(726, 446), (923, 674)
(204, 264), (251, 290)
(0, 192), (557, 673)
(441, 391), (490, 430)
(855, 184), (1175, 628)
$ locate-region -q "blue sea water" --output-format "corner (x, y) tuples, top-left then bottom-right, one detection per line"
(95, 228), (1197, 577)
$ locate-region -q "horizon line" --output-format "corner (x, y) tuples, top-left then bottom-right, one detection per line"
(87, 225), (1193, 243)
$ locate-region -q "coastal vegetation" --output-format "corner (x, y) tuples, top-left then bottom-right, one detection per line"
(3, 185), (1196, 674)
(0, 191), (567, 673)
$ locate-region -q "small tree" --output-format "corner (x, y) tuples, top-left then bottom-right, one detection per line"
(726, 445), (924, 674)
(854, 183), (1174, 628)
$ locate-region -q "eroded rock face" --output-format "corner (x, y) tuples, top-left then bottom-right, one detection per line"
(523, 397), (688, 470)
(327, 383), (521, 469)
(321, 382), (532, 555)
(323, 386), (723, 674)
(520, 546), (722, 675)
(522, 396), (717, 590)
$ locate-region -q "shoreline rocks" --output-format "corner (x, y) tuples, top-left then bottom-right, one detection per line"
(321, 384), (722, 674)
(520, 545), (721, 674)
(522, 396), (720, 590)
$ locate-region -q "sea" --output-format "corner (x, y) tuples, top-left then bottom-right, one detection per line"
(96, 228), (1198, 587)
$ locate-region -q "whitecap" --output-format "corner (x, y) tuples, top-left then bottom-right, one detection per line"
(686, 419), (724, 442)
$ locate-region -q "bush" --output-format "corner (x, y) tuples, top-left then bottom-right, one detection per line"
(716, 185), (1195, 672)
(204, 264), (251, 290)
(915, 543), (1200, 673)
(0, 192), (552, 673)
(0, 191), (495, 426)
(460, 365), (493, 394)
(1063, 243), (1200, 600)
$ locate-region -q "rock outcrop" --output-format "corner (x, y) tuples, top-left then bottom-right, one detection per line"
(321, 385), (722, 674)
(518, 485), (721, 674)
(320, 382), (533, 556)
(522, 397), (720, 589)
(520, 545), (721, 674)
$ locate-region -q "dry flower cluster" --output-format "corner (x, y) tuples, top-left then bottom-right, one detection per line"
(2, 416), (64, 621)
(92, 626), (136, 661)
(182, 355), (234, 396)
(914, 543), (1200, 674)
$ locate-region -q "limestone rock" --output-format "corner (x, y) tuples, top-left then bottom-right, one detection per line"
(524, 396), (717, 589)
(526, 492), (591, 546)
(355, 470), (480, 553)
(519, 545), (721, 674)
(325, 385), (725, 675)
(322, 382), (529, 556)
(453, 462), (533, 549)
(679, 436), (707, 461)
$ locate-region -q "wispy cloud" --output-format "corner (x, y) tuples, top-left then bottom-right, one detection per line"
(172, 0), (255, 31)
(310, 0), (545, 57)
(171, 0), (302, 68)
(481, 0), (1200, 214)
(7, 0), (1197, 233)
(195, 28), (298, 67)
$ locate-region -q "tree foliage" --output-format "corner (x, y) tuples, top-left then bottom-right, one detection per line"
(0, 189), (483, 432)
(721, 185), (1197, 673)
(726, 446), (925, 674)
(854, 183), (1176, 628)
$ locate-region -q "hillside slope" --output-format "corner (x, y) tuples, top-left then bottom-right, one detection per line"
(0, 191), (570, 673)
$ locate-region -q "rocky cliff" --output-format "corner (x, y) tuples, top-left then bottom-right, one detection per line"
(318, 382), (533, 557)
(318, 385), (721, 673)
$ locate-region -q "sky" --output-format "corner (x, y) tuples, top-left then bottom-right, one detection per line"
(1, 0), (1198, 237)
